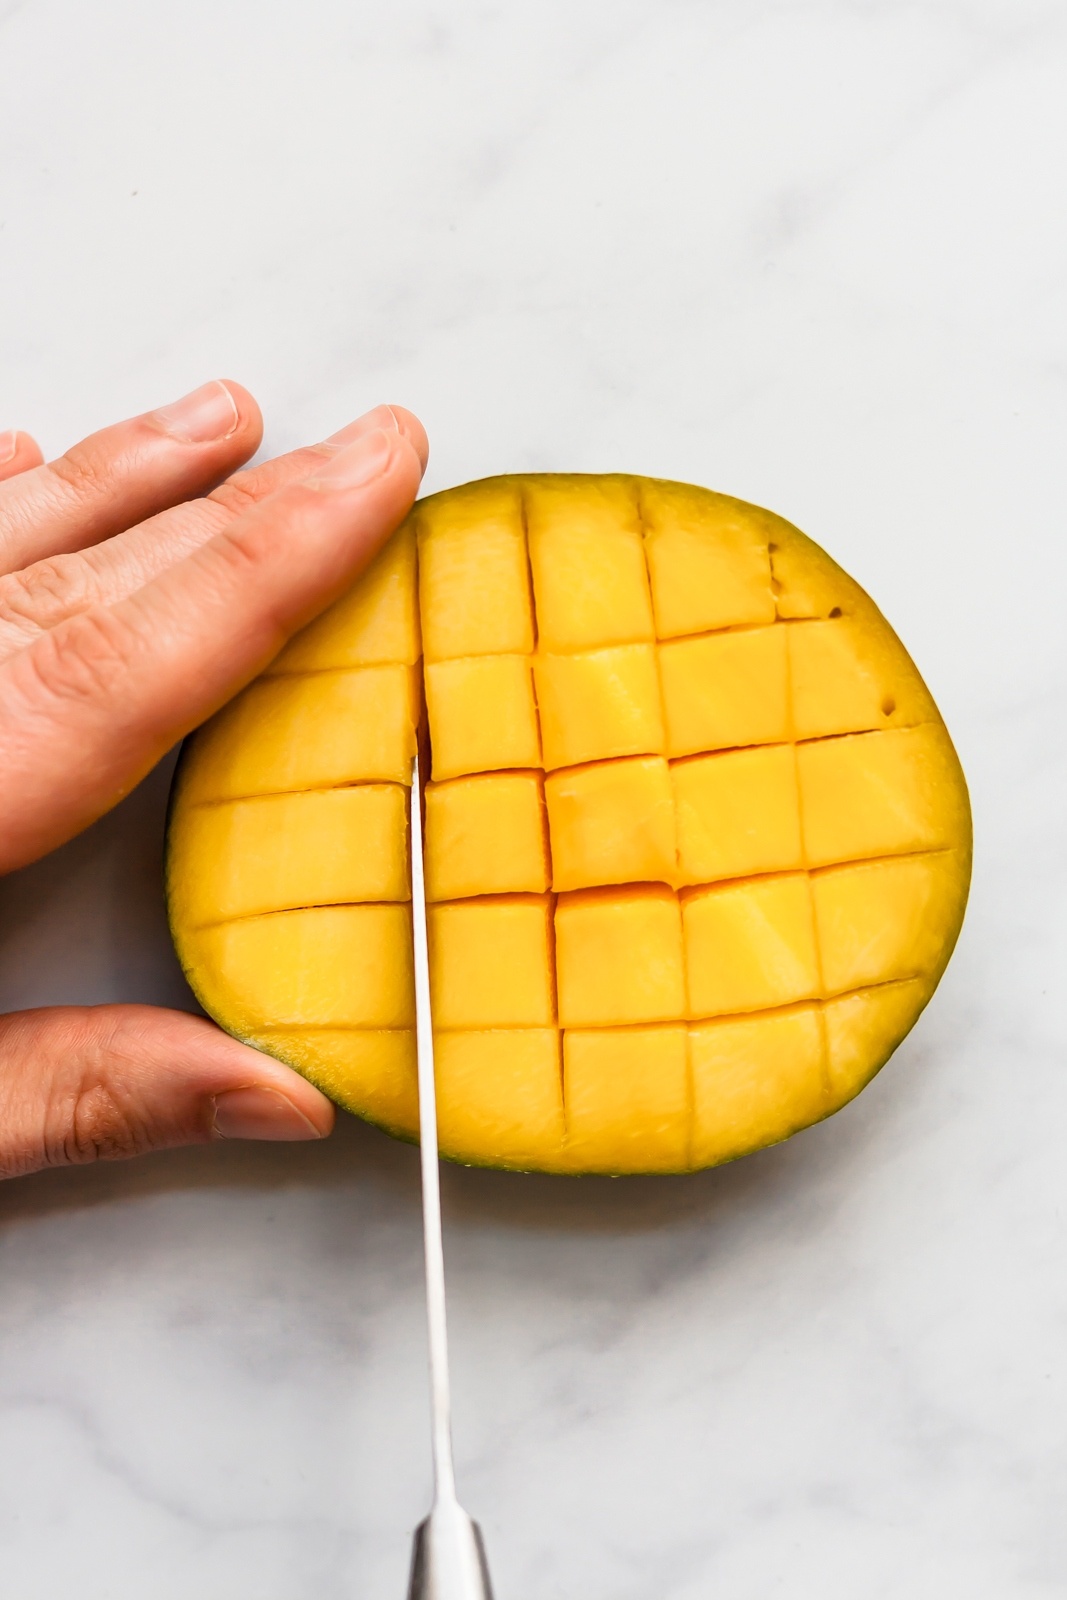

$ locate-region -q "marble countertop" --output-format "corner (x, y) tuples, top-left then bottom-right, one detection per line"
(1, 2), (1065, 1595)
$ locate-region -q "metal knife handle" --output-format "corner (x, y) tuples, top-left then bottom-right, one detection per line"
(407, 1503), (494, 1600)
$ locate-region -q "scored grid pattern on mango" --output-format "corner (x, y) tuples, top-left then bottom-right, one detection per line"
(168, 475), (970, 1172)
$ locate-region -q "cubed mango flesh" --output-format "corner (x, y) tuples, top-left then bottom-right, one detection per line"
(182, 904), (415, 1035)
(425, 654), (541, 780)
(167, 473), (971, 1173)
(526, 477), (654, 651)
(168, 785), (408, 926)
(434, 1029), (565, 1170)
(180, 666), (418, 801)
(425, 772), (549, 900)
(564, 1025), (689, 1173)
(659, 626), (789, 756)
(428, 895), (555, 1030)
(823, 979), (929, 1105)
(797, 725), (964, 866)
(416, 479), (534, 660)
(533, 644), (665, 771)
(682, 874), (821, 1017)
(556, 886), (686, 1028)
(640, 479), (777, 637)
(545, 756), (676, 892)
(672, 745), (802, 885)
(812, 851), (962, 995)
(689, 1007), (830, 1168)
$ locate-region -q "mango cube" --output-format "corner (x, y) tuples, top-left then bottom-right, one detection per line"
(798, 725), (961, 867)
(812, 852), (960, 994)
(659, 627), (788, 757)
(189, 904), (414, 1032)
(169, 785), (408, 925)
(180, 666), (418, 802)
(534, 644), (665, 771)
(526, 476), (654, 650)
(555, 886), (685, 1027)
(417, 481), (534, 659)
(425, 772), (549, 901)
(683, 874), (820, 1017)
(268, 523), (418, 672)
(788, 618), (918, 739)
(822, 979), (928, 1107)
(428, 895), (555, 1029)
(672, 745), (802, 885)
(435, 1029), (566, 1170)
(425, 654), (541, 781)
(564, 1025), (689, 1173)
(546, 756), (677, 892)
(689, 1006), (829, 1167)
(641, 481), (776, 636)
(768, 530), (838, 620)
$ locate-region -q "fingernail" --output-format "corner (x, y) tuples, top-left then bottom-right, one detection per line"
(308, 427), (394, 491)
(0, 430), (17, 465)
(323, 405), (400, 449)
(154, 380), (240, 444)
(212, 1086), (325, 1141)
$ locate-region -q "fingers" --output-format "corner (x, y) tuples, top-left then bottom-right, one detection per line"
(210, 405), (429, 512)
(0, 404), (429, 661)
(0, 1005), (334, 1181)
(0, 431), (45, 484)
(0, 420), (425, 872)
(0, 380), (262, 575)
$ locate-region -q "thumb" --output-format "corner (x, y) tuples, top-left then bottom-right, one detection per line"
(0, 1004), (334, 1180)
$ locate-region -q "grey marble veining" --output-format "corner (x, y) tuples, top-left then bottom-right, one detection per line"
(1, 2), (1065, 1595)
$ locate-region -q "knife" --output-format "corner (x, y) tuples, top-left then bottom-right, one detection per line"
(406, 749), (495, 1600)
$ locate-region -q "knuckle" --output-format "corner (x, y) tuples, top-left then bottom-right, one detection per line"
(208, 470), (263, 516)
(38, 1012), (175, 1168)
(56, 1079), (150, 1165)
(208, 448), (325, 516)
(0, 554), (92, 635)
(46, 441), (122, 503)
(21, 605), (140, 708)
(213, 518), (268, 576)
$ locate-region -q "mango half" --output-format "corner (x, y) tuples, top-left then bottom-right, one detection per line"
(166, 475), (971, 1174)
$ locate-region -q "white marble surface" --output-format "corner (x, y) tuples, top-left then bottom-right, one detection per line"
(1, 1), (1065, 1594)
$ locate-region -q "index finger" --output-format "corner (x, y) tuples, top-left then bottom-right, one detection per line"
(0, 381), (262, 574)
(0, 420), (426, 874)
(0, 405), (428, 659)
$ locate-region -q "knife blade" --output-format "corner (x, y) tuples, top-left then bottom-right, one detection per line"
(406, 749), (494, 1600)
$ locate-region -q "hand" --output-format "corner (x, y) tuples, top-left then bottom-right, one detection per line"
(0, 385), (428, 1179)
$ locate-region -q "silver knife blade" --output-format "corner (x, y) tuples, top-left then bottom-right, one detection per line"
(407, 749), (494, 1600)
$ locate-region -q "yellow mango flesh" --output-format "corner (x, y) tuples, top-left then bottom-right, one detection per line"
(167, 474), (971, 1174)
